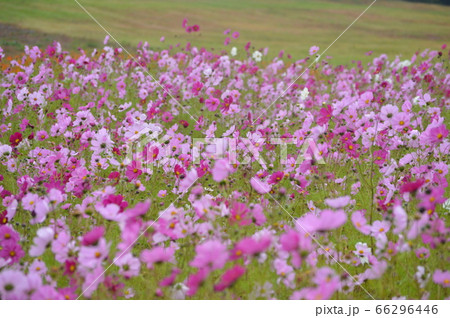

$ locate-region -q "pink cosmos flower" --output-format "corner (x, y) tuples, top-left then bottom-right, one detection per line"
(415, 247), (430, 259)
(186, 268), (210, 297)
(427, 124), (448, 144)
(81, 265), (105, 298)
(205, 97), (220, 111)
(250, 177), (271, 194)
(392, 205), (408, 234)
(230, 201), (251, 225)
(351, 210), (371, 235)
(371, 220), (390, 237)
(36, 130), (49, 141)
(179, 168), (198, 193)
(161, 112), (173, 122)
(309, 45), (319, 56)
(114, 252), (141, 278)
(125, 160), (143, 181)
(140, 246), (175, 269)
(91, 128), (113, 154)
(211, 159), (232, 182)
(22, 193), (39, 211)
(317, 104), (332, 125)
(231, 235), (271, 259)
(0, 240), (25, 264)
(325, 195), (351, 209)
(296, 209), (347, 233)
(0, 225), (20, 242)
(31, 286), (65, 300)
(359, 260), (388, 282)
(29, 227), (54, 257)
(160, 268), (181, 287)
(0, 270), (28, 299)
(158, 190), (167, 198)
(432, 270), (450, 287)
(373, 149), (388, 165)
(190, 240), (228, 270)
(380, 104), (399, 122)
(78, 237), (110, 269)
(392, 112), (410, 131)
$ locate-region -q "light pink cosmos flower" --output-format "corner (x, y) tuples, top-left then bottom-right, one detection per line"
(351, 211), (371, 235)
(91, 128), (113, 154)
(29, 227), (54, 257)
(296, 209), (347, 233)
(140, 246), (175, 269)
(80, 265), (105, 298)
(190, 240), (228, 270)
(325, 195), (351, 209)
(211, 159), (232, 182)
(114, 252), (141, 278)
(78, 237), (110, 269)
(250, 177), (271, 194)
(158, 190), (167, 198)
(0, 270), (28, 300)
(371, 220), (390, 238)
(179, 168), (198, 193)
(392, 205), (408, 234)
(359, 260), (388, 282)
(432, 270), (450, 288)
(22, 193), (39, 211)
(415, 247), (430, 259)
(309, 45), (319, 56)
(31, 286), (64, 300)
(36, 130), (49, 141)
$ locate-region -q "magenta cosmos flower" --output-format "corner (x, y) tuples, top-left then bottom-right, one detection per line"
(214, 265), (246, 291)
(81, 226), (105, 246)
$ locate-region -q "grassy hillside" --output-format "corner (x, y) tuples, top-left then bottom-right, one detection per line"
(0, 0), (449, 64)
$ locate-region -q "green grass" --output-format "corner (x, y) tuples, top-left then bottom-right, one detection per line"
(1, 0), (450, 64)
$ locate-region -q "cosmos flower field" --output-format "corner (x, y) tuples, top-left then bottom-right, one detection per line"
(0, 26), (449, 300)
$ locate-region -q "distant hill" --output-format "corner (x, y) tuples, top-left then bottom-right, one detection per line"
(404, 0), (450, 5)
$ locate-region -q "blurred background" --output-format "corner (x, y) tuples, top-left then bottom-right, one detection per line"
(0, 0), (449, 64)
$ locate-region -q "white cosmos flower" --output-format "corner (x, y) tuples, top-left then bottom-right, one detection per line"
(252, 50), (262, 62)
(203, 67), (212, 76)
(230, 47), (237, 57)
(300, 87), (309, 101)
